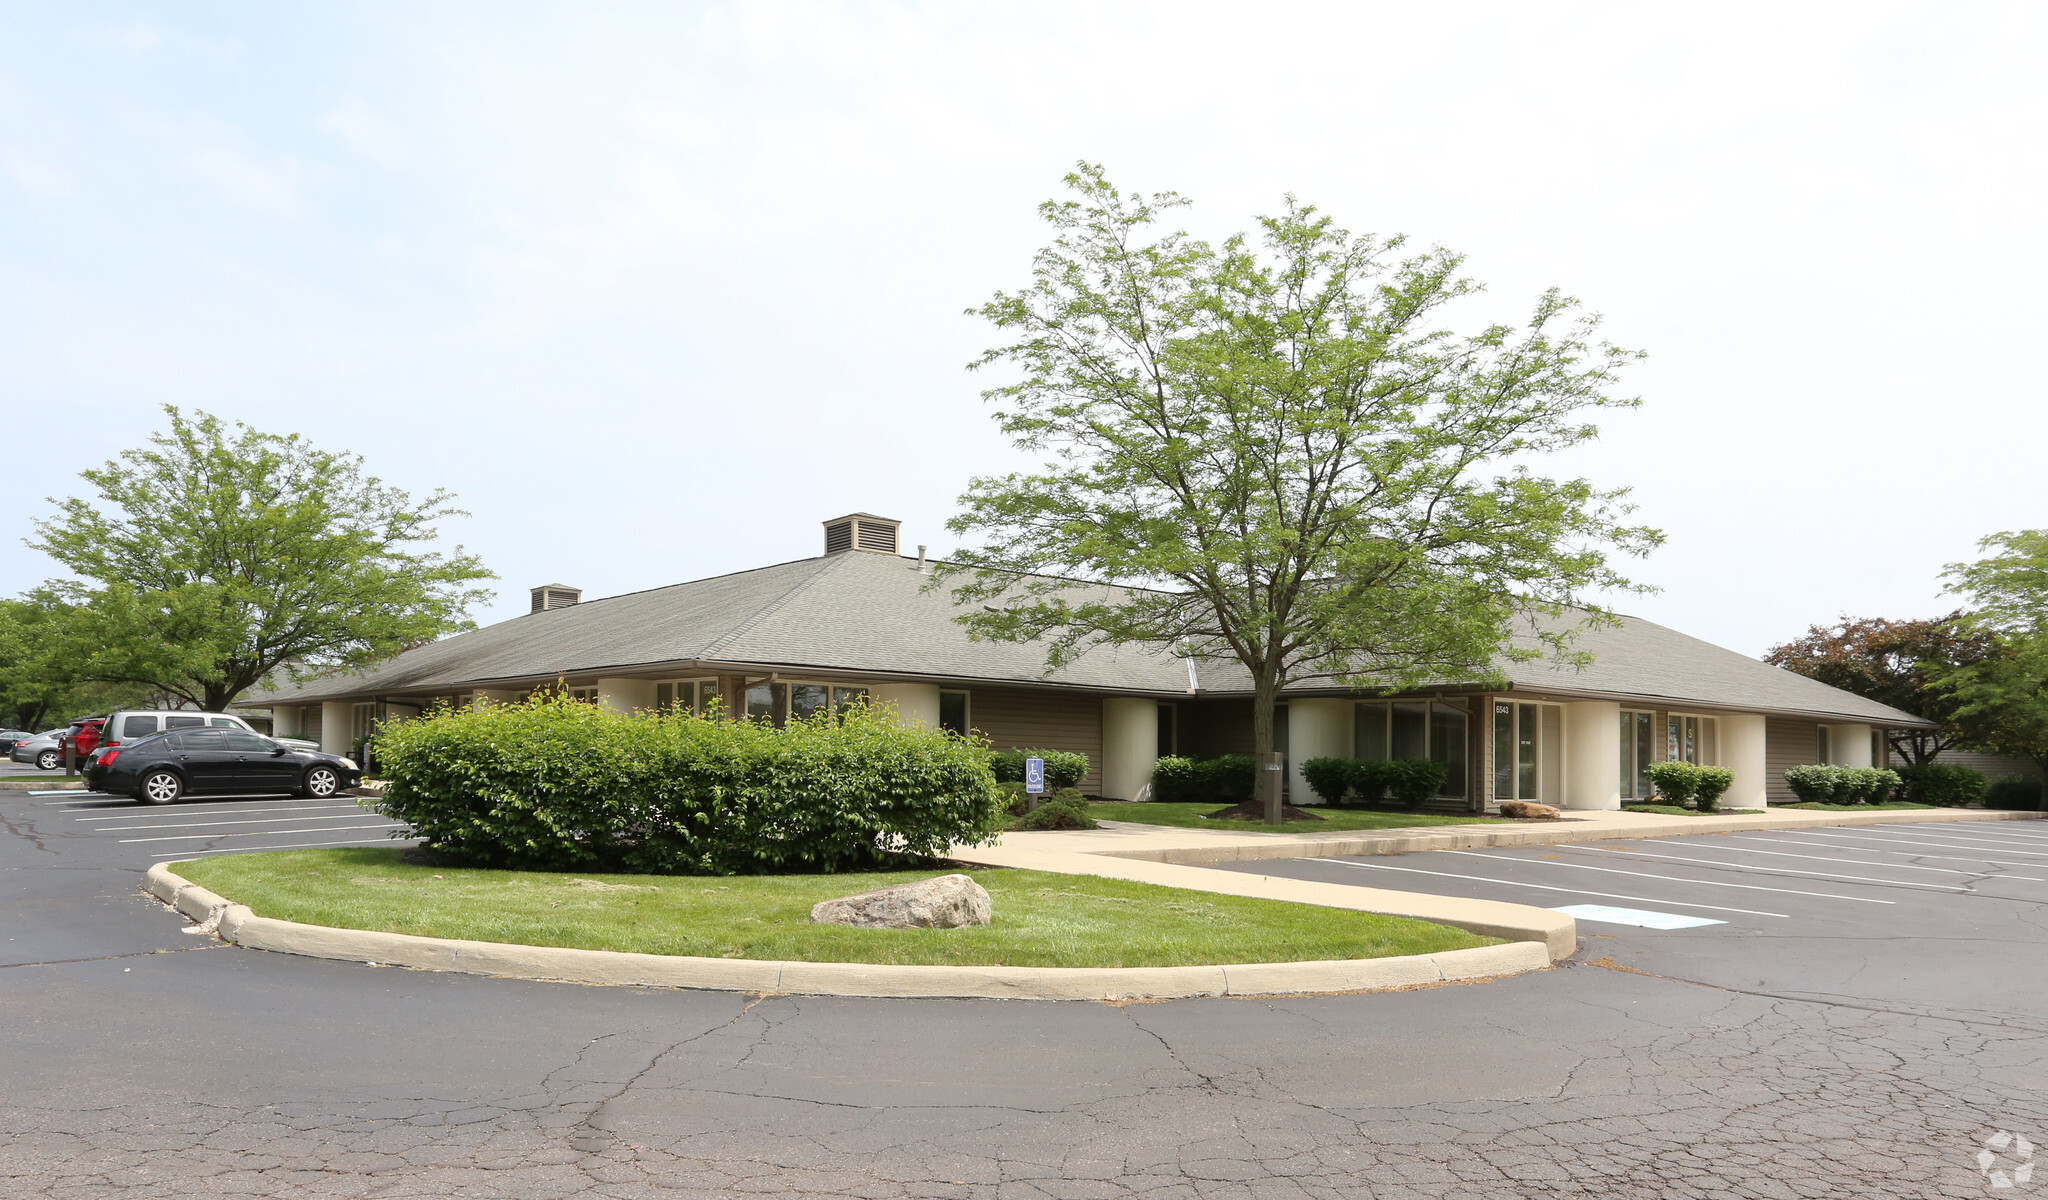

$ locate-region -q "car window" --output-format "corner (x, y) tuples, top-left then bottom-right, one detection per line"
(209, 717), (238, 728)
(222, 731), (270, 752)
(121, 715), (159, 739)
(169, 729), (227, 750)
(164, 716), (205, 730)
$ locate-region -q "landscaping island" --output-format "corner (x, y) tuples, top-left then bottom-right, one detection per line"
(174, 847), (1497, 969)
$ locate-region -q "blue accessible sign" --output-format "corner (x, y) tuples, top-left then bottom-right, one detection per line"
(1024, 756), (1046, 795)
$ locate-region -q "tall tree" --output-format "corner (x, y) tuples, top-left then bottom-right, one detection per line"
(940, 165), (1660, 821)
(1762, 613), (1996, 765)
(0, 596), (157, 730)
(1942, 531), (2048, 782)
(29, 407), (495, 711)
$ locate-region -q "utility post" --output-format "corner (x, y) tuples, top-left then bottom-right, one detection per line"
(1260, 752), (1285, 825)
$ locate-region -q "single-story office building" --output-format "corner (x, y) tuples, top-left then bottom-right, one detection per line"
(241, 513), (1932, 811)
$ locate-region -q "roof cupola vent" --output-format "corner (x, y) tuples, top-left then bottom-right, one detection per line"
(822, 513), (900, 556)
(530, 583), (582, 613)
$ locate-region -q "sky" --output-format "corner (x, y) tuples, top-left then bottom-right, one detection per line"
(1, 0), (2043, 658)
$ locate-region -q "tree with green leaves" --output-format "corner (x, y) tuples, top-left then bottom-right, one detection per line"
(0, 596), (157, 730)
(27, 407), (495, 712)
(939, 165), (1661, 822)
(1762, 612), (1996, 765)
(1943, 531), (2048, 783)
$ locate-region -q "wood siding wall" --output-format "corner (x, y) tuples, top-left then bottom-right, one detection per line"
(969, 686), (1105, 793)
(1919, 747), (2043, 781)
(1766, 716), (1821, 805)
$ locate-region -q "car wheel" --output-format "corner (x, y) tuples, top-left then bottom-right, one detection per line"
(138, 771), (183, 805)
(35, 749), (59, 771)
(303, 766), (342, 798)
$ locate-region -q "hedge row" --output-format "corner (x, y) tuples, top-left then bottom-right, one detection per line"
(1894, 763), (1988, 807)
(1299, 757), (1451, 808)
(988, 748), (1089, 790)
(370, 693), (1005, 874)
(1641, 761), (1736, 810)
(1150, 755), (1256, 804)
(1783, 764), (1902, 805)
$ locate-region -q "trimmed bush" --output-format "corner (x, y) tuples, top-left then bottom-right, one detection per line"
(1384, 760), (1450, 808)
(1149, 756), (1199, 803)
(1146, 754), (1255, 805)
(1987, 778), (2044, 811)
(1782, 764), (1900, 805)
(1898, 763), (1986, 807)
(1347, 759), (1392, 804)
(1784, 764), (1836, 803)
(371, 692), (1004, 875)
(1693, 765), (1735, 811)
(1860, 767), (1902, 804)
(1300, 756), (1352, 806)
(1645, 761), (1702, 806)
(1017, 788), (1098, 830)
(989, 748), (1088, 790)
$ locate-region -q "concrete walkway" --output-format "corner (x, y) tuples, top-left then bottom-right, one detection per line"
(952, 805), (2043, 962)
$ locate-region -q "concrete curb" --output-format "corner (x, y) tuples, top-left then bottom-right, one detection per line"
(141, 863), (1549, 1001)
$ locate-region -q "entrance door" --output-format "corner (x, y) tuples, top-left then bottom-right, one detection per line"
(168, 730), (237, 794)
(226, 730), (298, 793)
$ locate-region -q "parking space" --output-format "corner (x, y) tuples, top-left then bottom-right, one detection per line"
(1209, 818), (2048, 1010)
(28, 787), (415, 865)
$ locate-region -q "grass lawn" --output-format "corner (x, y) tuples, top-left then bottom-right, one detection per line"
(1621, 804), (1767, 817)
(1084, 801), (1501, 834)
(176, 847), (1495, 968)
(1778, 800), (1938, 812)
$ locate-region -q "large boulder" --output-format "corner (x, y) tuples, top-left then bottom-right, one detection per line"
(810, 874), (992, 929)
(1499, 801), (1562, 819)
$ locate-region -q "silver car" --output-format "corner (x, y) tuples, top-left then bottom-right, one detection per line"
(9, 730), (69, 771)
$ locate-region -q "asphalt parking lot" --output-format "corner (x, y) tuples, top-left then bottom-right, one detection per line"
(18, 785), (413, 867)
(1211, 818), (2048, 1012)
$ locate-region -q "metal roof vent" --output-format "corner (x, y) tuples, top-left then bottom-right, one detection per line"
(530, 584), (582, 613)
(822, 513), (900, 556)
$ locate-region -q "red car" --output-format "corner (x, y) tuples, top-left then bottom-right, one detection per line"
(58, 718), (107, 766)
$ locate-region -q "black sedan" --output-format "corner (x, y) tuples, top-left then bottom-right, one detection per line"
(86, 728), (363, 804)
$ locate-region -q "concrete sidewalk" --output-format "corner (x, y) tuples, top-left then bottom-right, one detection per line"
(952, 805), (2043, 963)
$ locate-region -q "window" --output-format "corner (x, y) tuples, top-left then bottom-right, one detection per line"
(747, 684), (777, 722)
(1816, 725), (1831, 765)
(223, 731), (270, 752)
(352, 702), (379, 744)
(1619, 710), (1655, 798)
(209, 717), (238, 728)
(1355, 700), (1470, 798)
(1157, 703), (1176, 757)
(789, 683), (830, 721)
(832, 686), (868, 716)
(939, 690), (969, 736)
(1666, 714), (1719, 766)
(172, 729), (226, 750)
(165, 715), (205, 730)
(120, 715), (158, 739)
(656, 683), (674, 709)
(1494, 700), (1561, 803)
(567, 687), (598, 703)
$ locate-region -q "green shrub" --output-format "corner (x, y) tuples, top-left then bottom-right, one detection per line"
(989, 748), (1088, 789)
(1017, 788), (1098, 830)
(1384, 759), (1450, 808)
(1896, 763), (1988, 807)
(1987, 778), (2044, 811)
(1300, 757), (1352, 806)
(1860, 767), (1902, 804)
(1645, 761), (1702, 805)
(1693, 765), (1735, 811)
(1149, 756), (1198, 803)
(1347, 759), (1392, 804)
(371, 692), (1004, 875)
(997, 780), (1031, 817)
(1783, 764), (1834, 803)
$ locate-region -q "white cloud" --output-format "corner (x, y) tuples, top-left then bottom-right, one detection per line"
(3, 152), (70, 195)
(184, 146), (302, 213)
(320, 97), (409, 168)
(78, 20), (244, 61)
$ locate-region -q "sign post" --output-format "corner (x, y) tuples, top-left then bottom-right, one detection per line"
(1261, 752), (1286, 826)
(1024, 756), (1045, 812)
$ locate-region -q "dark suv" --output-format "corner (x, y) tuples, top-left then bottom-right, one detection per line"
(86, 728), (363, 804)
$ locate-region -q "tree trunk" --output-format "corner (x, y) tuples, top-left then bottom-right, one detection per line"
(1252, 670), (1280, 826)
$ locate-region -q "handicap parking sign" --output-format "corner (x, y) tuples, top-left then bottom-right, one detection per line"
(1024, 756), (1045, 794)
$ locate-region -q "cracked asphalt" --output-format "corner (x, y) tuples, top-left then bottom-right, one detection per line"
(4, 788), (2044, 1198)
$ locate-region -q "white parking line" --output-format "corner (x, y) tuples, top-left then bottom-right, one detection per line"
(1569, 846), (1964, 893)
(1855, 825), (2048, 850)
(71, 802), (365, 822)
(1737, 833), (2048, 868)
(1444, 849), (1899, 902)
(155, 837), (407, 859)
(1709, 836), (2045, 879)
(1303, 857), (1791, 918)
(90, 812), (392, 833)
(119, 823), (406, 844)
(1794, 829), (2048, 859)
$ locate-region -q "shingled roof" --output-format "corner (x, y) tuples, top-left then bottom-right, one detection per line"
(241, 549), (1930, 727)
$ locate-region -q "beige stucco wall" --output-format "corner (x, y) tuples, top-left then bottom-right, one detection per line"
(1721, 712), (1769, 807)
(1562, 700), (1621, 810)
(1101, 697), (1161, 801)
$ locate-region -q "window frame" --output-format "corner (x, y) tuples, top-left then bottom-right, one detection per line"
(1354, 699), (1470, 798)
